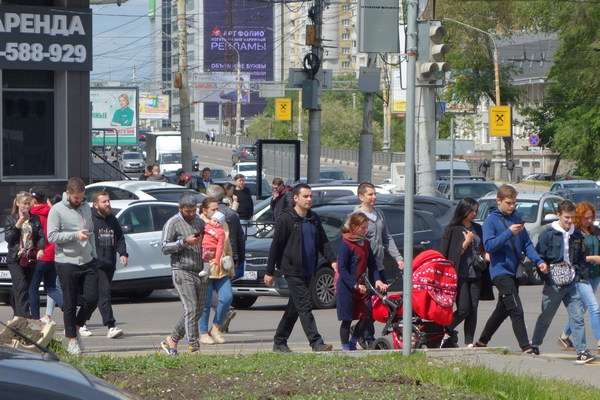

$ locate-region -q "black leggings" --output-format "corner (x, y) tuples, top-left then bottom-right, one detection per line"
(448, 279), (481, 344)
(340, 319), (370, 344)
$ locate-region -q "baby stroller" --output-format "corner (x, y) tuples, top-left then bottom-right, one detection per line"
(366, 249), (457, 350)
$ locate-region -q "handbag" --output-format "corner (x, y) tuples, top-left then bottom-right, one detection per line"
(18, 248), (37, 268)
(221, 255), (235, 272)
(549, 261), (576, 287)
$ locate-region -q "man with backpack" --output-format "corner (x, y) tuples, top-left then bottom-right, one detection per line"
(531, 200), (594, 364)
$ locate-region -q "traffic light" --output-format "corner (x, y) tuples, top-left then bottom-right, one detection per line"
(416, 21), (449, 84)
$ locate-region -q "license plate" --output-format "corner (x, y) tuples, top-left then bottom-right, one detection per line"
(242, 270), (258, 280)
(0, 270), (11, 280)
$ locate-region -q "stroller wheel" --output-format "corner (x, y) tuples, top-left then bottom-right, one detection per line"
(372, 336), (394, 350)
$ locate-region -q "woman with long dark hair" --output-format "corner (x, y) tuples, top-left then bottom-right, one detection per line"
(441, 197), (486, 347)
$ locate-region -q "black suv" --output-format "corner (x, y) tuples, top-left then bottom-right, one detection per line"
(232, 204), (443, 310)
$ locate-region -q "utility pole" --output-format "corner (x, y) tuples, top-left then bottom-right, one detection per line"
(176, 0), (192, 172)
(358, 54), (376, 182)
(306, 0), (324, 184)
(280, 2), (285, 82)
(403, 0), (419, 357)
(416, 85), (437, 196)
(297, 88), (303, 141)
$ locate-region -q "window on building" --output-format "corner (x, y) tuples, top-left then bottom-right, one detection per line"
(532, 161), (541, 168)
(2, 70), (55, 178)
(352, 40), (357, 48)
(342, 48), (350, 55)
(343, 4), (351, 11)
(342, 32), (350, 40)
(342, 61), (350, 69)
(342, 19), (350, 26)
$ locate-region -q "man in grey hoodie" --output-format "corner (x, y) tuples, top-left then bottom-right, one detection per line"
(47, 177), (98, 355)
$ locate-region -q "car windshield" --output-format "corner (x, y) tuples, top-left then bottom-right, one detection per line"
(143, 189), (202, 202)
(454, 183), (498, 200)
(564, 182), (596, 189)
(239, 164), (256, 172)
(477, 199), (539, 223)
(211, 169), (227, 179)
(159, 153), (181, 164)
(320, 170), (347, 180)
(123, 153), (142, 160)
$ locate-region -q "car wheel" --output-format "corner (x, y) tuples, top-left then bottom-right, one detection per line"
(372, 336), (394, 350)
(310, 267), (335, 309)
(231, 296), (257, 309)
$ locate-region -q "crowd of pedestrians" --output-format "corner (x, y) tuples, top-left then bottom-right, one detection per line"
(3, 173), (600, 364)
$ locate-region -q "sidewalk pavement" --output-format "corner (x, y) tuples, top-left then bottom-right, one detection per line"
(423, 348), (600, 389)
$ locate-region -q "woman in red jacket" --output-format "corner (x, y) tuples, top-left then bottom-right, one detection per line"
(28, 189), (63, 321)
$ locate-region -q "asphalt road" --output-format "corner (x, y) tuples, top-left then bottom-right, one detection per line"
(1, 285), (597, 358)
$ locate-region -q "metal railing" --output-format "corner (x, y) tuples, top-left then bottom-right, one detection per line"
(89, 149), (132, 183)
(196, 135), (405, 166)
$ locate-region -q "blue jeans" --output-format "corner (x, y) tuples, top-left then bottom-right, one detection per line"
(199, 277), (233, 333)
(563, 276), (600, 340)
(29, 261), (63, 319)
(532, 282), (586, 352)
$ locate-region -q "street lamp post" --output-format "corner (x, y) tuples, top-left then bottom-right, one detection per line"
(218, 34), (242, 146)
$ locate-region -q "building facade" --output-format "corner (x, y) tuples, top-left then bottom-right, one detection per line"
(0, 0), (92, 216)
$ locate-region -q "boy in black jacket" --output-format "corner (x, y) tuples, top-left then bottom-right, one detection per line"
(264, 184), (336, 352)
(532, 200), (594, 364)
(91, 191), (128, 339)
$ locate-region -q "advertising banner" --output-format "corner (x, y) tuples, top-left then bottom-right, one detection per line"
(203, 0), (273, 118)
(91, 87), (138, 146)
(0, 5), (92, 71)
(139, 93), (170, 120)
(191, 72), (251, 104)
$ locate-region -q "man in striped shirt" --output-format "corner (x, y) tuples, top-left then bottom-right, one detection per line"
(160, 194), (206, 355)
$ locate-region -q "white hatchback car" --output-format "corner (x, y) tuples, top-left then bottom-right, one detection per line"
(85, 180), (204, 210)
(229, 162), (259, 179)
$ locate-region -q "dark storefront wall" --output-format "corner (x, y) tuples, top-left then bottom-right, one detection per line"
(0, 0), (90, 218)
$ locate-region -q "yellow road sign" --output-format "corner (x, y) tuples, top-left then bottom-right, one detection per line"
(275, 98), (292, 121)
(489, 105), (512, 137)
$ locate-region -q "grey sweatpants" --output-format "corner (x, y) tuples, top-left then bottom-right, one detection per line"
(171, 269), (208, 347)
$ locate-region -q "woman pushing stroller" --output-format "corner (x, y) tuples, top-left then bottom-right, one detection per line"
(336, 213), (388, 351)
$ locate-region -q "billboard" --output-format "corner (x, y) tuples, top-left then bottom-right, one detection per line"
(139, 93), (170, 120)
(91, 87), (138, 146)
(192, 72), (251, 104)
(203, 0), (273, 118)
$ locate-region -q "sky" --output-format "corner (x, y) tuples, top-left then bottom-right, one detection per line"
(92, 0), (154, 84)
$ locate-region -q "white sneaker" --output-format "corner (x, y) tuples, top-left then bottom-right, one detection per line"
(210, 326), (226, 344)
(200, 333), (215, 345)
(67, 338), (82, 355)
(107, 327), (123, 339)
(466, 343), (474, 348)
(198, 270), (209, 278)
(79, 325), (93, 337)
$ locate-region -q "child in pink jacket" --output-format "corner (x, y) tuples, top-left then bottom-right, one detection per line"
(199, 211), (226, 278)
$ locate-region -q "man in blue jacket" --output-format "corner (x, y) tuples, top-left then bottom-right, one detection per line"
(531, 200), (594, 364)
(476, 185), (547, 353)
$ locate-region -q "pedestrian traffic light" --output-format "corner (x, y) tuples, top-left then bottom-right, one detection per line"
(416, 21), (449, 84)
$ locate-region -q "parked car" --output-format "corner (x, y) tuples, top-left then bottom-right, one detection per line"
(550, 179), (597, 192)
(523, 173), (553, 181)
(229, 162), (260, 180)
(436, 180), (498, 201)
(233, 204), (442, 310)
(119, 151), (145, 173)
(244, 178), (272, 199)
(0, 346), (135, 399)
(85, 181), (204, 209)
(0, 200), (181, 304)
(476, 191), (563, 285)
(232, 144), (256, 165)
(554, 188), (600, 224)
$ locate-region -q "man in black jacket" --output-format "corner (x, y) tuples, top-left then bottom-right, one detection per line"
(270, 177), (293, 221)
(233, 174), (253, 221)
(264, 183), (336, 352)
(91, 191), (128, 339)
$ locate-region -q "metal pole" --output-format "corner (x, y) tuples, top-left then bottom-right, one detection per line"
(403, 0), (418, 356)
(450, 116), (455, 201)
(307, 0), (323, 184)
(280, 2), (285, 82)
(218, 102), (223, 137)
(177, 0), (193, 172)
(297, 88), (303, 141)
(235, 59), (242, 146)
(383, 55), (391, 154)
(358, 54), (375, 183)
(493, 47), (501, 106)
(416, 86), (436, 195)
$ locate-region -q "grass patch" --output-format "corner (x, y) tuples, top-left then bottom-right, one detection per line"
(59, 352), (600, 400)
